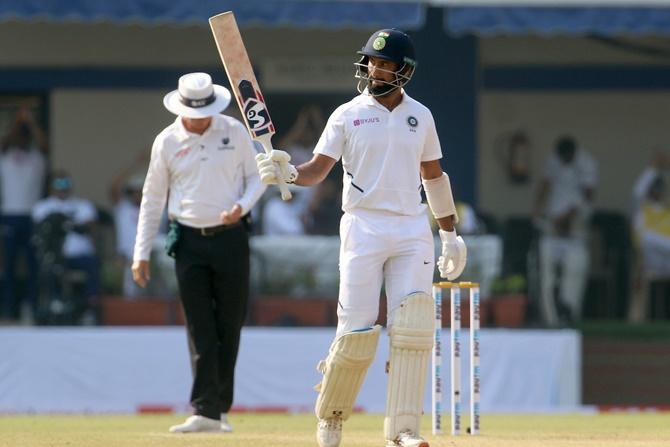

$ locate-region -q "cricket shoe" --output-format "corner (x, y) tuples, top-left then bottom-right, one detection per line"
(168, 415), (223, 433)
(316, 416), (343, 447)
(220, 413), (233, 432)
(386, 431), (429, 447)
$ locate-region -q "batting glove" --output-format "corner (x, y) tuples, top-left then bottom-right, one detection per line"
(255, 150), (298, 185)
(438, 229), (467, 280)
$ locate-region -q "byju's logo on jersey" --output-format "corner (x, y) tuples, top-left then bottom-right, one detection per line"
(353, 117), (381, 127)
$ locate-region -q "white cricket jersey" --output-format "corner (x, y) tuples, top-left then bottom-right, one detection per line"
(314, 91), (442, 216)
(543, 148), (598, 218)
(32, 196), (97, 258)
(0, 147), (46, 215)
(134, 115), (265, 261)
(114, 199), (139, 259)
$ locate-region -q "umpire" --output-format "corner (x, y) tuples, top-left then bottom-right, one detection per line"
(132, 72), (265, 433)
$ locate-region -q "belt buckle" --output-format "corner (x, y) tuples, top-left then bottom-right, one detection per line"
(200, 227), (212, 236)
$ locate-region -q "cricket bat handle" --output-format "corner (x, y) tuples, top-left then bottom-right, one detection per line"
(258, 138), (292, 201)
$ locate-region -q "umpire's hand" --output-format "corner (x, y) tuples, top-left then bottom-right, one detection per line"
(132, 260), (151, 288)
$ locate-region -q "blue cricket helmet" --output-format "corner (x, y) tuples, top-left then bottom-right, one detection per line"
(354, 29), (417, 96)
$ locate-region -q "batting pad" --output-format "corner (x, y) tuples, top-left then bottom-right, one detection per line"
(384, 292), (435, 440)
(315, 325), (382, 420)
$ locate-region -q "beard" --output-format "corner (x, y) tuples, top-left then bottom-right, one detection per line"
(368, 79), (397, 97)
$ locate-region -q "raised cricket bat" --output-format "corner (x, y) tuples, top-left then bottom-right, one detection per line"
(209, 11), (292, 201)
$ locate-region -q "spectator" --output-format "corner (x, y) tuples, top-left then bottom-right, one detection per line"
(632, 152), (670, 276)
(261, 186), (307, 236)
(304, 178), (342, 236)
(278, 104), (326, 166)
(109, 148), (154, 298)
(0, 107), (48, 322)
(32, 170), (100, 324)
(262, 106), (329, 236)
(533, 136), (598, 326)
(455, 202), (480, 235)
(628, 152), (670, 321)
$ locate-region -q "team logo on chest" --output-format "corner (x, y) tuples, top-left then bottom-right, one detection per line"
(218, 137), (235, 150)
(407, 116), (418, 133)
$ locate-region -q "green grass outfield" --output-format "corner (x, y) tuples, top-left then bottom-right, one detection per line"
(1, 413), (670, 447)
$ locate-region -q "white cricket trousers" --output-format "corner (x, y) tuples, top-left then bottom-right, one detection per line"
(539, 235), (589, 325)
(335, 209), (435, 337)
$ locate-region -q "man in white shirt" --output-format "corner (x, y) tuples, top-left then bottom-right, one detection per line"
(533, 136), (598, 326)
(112, 173), (147, 298)
(132, 72), (265, 434)
(256, 29), (466, 447)
(109, 149), (171, 299)
(0, 108), (47, 321)
(32, 171), (100, 323)
(261, 190), (306, 235)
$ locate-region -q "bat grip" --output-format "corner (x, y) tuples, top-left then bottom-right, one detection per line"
(259, 139), (292, 201)
(277, 179), (293, 201)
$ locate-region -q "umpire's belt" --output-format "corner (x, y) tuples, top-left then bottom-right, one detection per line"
(182, 222), (242, 237)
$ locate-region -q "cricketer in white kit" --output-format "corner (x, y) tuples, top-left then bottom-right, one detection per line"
(256, 29), (467, 447)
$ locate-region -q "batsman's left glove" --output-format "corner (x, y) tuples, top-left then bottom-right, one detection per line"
(438, 229), (467, 280)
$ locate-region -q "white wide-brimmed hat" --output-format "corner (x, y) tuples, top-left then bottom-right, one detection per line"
(163, 72), (232, 118)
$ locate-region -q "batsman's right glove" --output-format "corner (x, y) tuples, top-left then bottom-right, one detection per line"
(255, 150), (298, 185)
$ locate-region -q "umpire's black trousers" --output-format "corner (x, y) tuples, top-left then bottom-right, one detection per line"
(174, 223), (249, 420)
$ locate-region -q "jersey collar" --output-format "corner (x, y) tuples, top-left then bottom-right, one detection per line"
(359, 88), (409, 111)
(173, 115), (226, 143)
